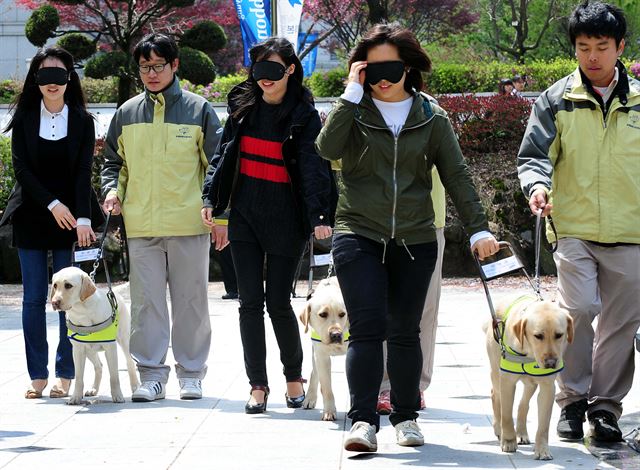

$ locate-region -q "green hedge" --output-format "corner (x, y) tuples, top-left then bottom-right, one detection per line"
(0, 135), (14, 212)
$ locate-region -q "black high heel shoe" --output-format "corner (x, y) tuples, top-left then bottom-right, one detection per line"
(245, 385), (269, 414)
(285, 377), (307, 408)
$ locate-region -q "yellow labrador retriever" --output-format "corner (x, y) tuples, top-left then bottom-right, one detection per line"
(299, 277), (348, 421)
(50, 267), (139, 405)
(485, 293), (573, 460)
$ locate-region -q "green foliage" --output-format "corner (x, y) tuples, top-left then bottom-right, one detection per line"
(180, 72), (246, 102)
(82, 77), (119, 103)
(0, 136), (14, 213)
(307, 67), (348, 97)
(178, 47), (216, 86)
(426, 58), (577, 93)
(0, 80), (22, 104)
(181, 21), (227, 55)
(84, 51), (130, 79)
(25, 5), (59, 47)
(57, 33), (96, 61)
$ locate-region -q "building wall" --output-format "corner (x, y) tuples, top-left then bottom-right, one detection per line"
(0, 0), (39, 80)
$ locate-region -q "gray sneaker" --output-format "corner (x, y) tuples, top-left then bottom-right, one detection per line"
(395, 420), (424, 446)
(179, 378), (202, 400)
(344, 421), (377, 452)
(132, 381), (165, 402)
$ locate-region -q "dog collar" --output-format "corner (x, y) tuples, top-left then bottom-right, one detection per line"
(310, 328), (350, 343)
(67, 307), (119, 343)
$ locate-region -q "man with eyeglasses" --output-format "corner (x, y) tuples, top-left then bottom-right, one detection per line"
(101, 33), (222, 402)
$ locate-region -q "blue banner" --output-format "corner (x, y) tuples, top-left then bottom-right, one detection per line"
(297, 32), (318, 78)
(234, 0), (272, 66)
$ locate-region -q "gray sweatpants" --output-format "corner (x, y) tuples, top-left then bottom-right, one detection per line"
(381, 227), (445, 392)
(128, 234), (211, 383)
(554, 238), (640, 418)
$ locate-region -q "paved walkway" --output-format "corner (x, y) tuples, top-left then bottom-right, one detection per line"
(1, 280), (639, 469)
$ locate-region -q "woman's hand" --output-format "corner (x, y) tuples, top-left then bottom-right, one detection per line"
(211, 224), (229, 251)
(471, 235), (500, 260)
(201, 207), (214, 228)
(348, 61), (367, 86)
(314, 225), (332, 240)
(76, 225), (97, 247)
(103, 195), (121, 216)
(51, 203), (76, 230)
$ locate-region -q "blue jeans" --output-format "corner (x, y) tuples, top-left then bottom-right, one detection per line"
(18, 248), (74, 380)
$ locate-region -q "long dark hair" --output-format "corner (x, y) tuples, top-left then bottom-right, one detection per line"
(5, 46), (87, 132)
(231, 37), (308, 120)
(348, 23), (431, 94)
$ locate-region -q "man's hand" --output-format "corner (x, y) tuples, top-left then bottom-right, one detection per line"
(314, 225), (332, 240)
(201, 207), (214, 228)
(471, 236), (500, 260)
(103, 195), (121, 216)
(528, 188), (552, 217)
(211, 224), (229, 250)
(51, 203), (76, 230)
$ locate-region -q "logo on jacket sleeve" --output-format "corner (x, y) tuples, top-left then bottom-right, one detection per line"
(628, 111), (640, 130)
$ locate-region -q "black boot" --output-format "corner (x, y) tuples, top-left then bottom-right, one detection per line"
(557, 399), (588, 439)
(589, 410), (623, 442)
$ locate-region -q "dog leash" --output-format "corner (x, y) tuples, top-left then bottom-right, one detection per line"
(533, 210), (559, 300)
(67, 210), (118, 335)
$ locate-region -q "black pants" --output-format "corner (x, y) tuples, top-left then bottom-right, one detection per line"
(333, 233), (437, 429)
(231, 240), (304, 387)
(217, 245), (237, 294)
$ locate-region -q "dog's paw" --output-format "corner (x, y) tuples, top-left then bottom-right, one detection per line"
(517, 434), (531, 445)
(111, 391), (125, 403)
(534, 444), (552, 460)
(302, 396), (316, 409)
(500, 438), (518, 453)
(68, 395), (86, 406)
(84, 388), (98, 397)
(321, 408), (337, 421)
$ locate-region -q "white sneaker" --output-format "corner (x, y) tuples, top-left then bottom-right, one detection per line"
(395, 420), (424, 446)
(179, 378), (202, 400)
(132, 381), (165, 402)
(344, 421), (377, 452)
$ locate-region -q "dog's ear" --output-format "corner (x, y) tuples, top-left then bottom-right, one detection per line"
(79, 272), (97, 301)
(299, 304), (311, 333)
(48, 281), (56, 304)
(511, 318), (527, 347)
(565, 312), (574, 344)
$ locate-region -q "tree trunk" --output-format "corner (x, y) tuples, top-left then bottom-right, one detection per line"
(366, 0), (387, 24)
(117, 75), (133, 108)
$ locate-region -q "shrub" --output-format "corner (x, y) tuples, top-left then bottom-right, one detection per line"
(437, 94), (533, 158)
(0, 80), (22, 104)
(210, 73), (247, 99)
(25, 5), (59, 47)
(57, 33), (96, 61)
(631, 63), (640, 80)
(178, 47), (216, 86)
(181, 21), (227, 55)
(82, 77), (118, 103)
(180, 73), (247, 102)
(84, 51), (130, 79)
(0, 135), (14, 213)
(426, 58), (577, 94)
(307, 67), (347, 97)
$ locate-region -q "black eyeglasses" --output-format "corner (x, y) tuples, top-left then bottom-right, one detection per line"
(138, 63), (169, 74)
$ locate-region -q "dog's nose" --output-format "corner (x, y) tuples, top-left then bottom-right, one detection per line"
(329, 331), (343, 343)
(544, 358), (558, 369)
(51, 300), (61, 310)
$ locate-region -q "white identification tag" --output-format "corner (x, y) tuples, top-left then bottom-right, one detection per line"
(481, 255), (522, 279)
(74, 248), (101, 263)
(312, 253), (332, 267)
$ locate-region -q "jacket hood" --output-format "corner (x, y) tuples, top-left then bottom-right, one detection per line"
(145, 76), (182, 106)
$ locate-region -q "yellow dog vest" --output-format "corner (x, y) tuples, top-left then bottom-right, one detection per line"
(499, 295), (563, 376)
(68, 308), (119, 343)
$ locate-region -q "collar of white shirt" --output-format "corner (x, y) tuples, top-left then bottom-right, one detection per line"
(592, 66), (619, 104)
(40, 100), (69, 122)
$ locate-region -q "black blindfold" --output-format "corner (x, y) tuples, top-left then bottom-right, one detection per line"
(36, 67), (69, 86)
(252, 61), (287, 82)
(365, 61), (405, 86)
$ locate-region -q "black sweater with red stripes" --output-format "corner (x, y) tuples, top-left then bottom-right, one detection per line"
(231, 101), (305, 255)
